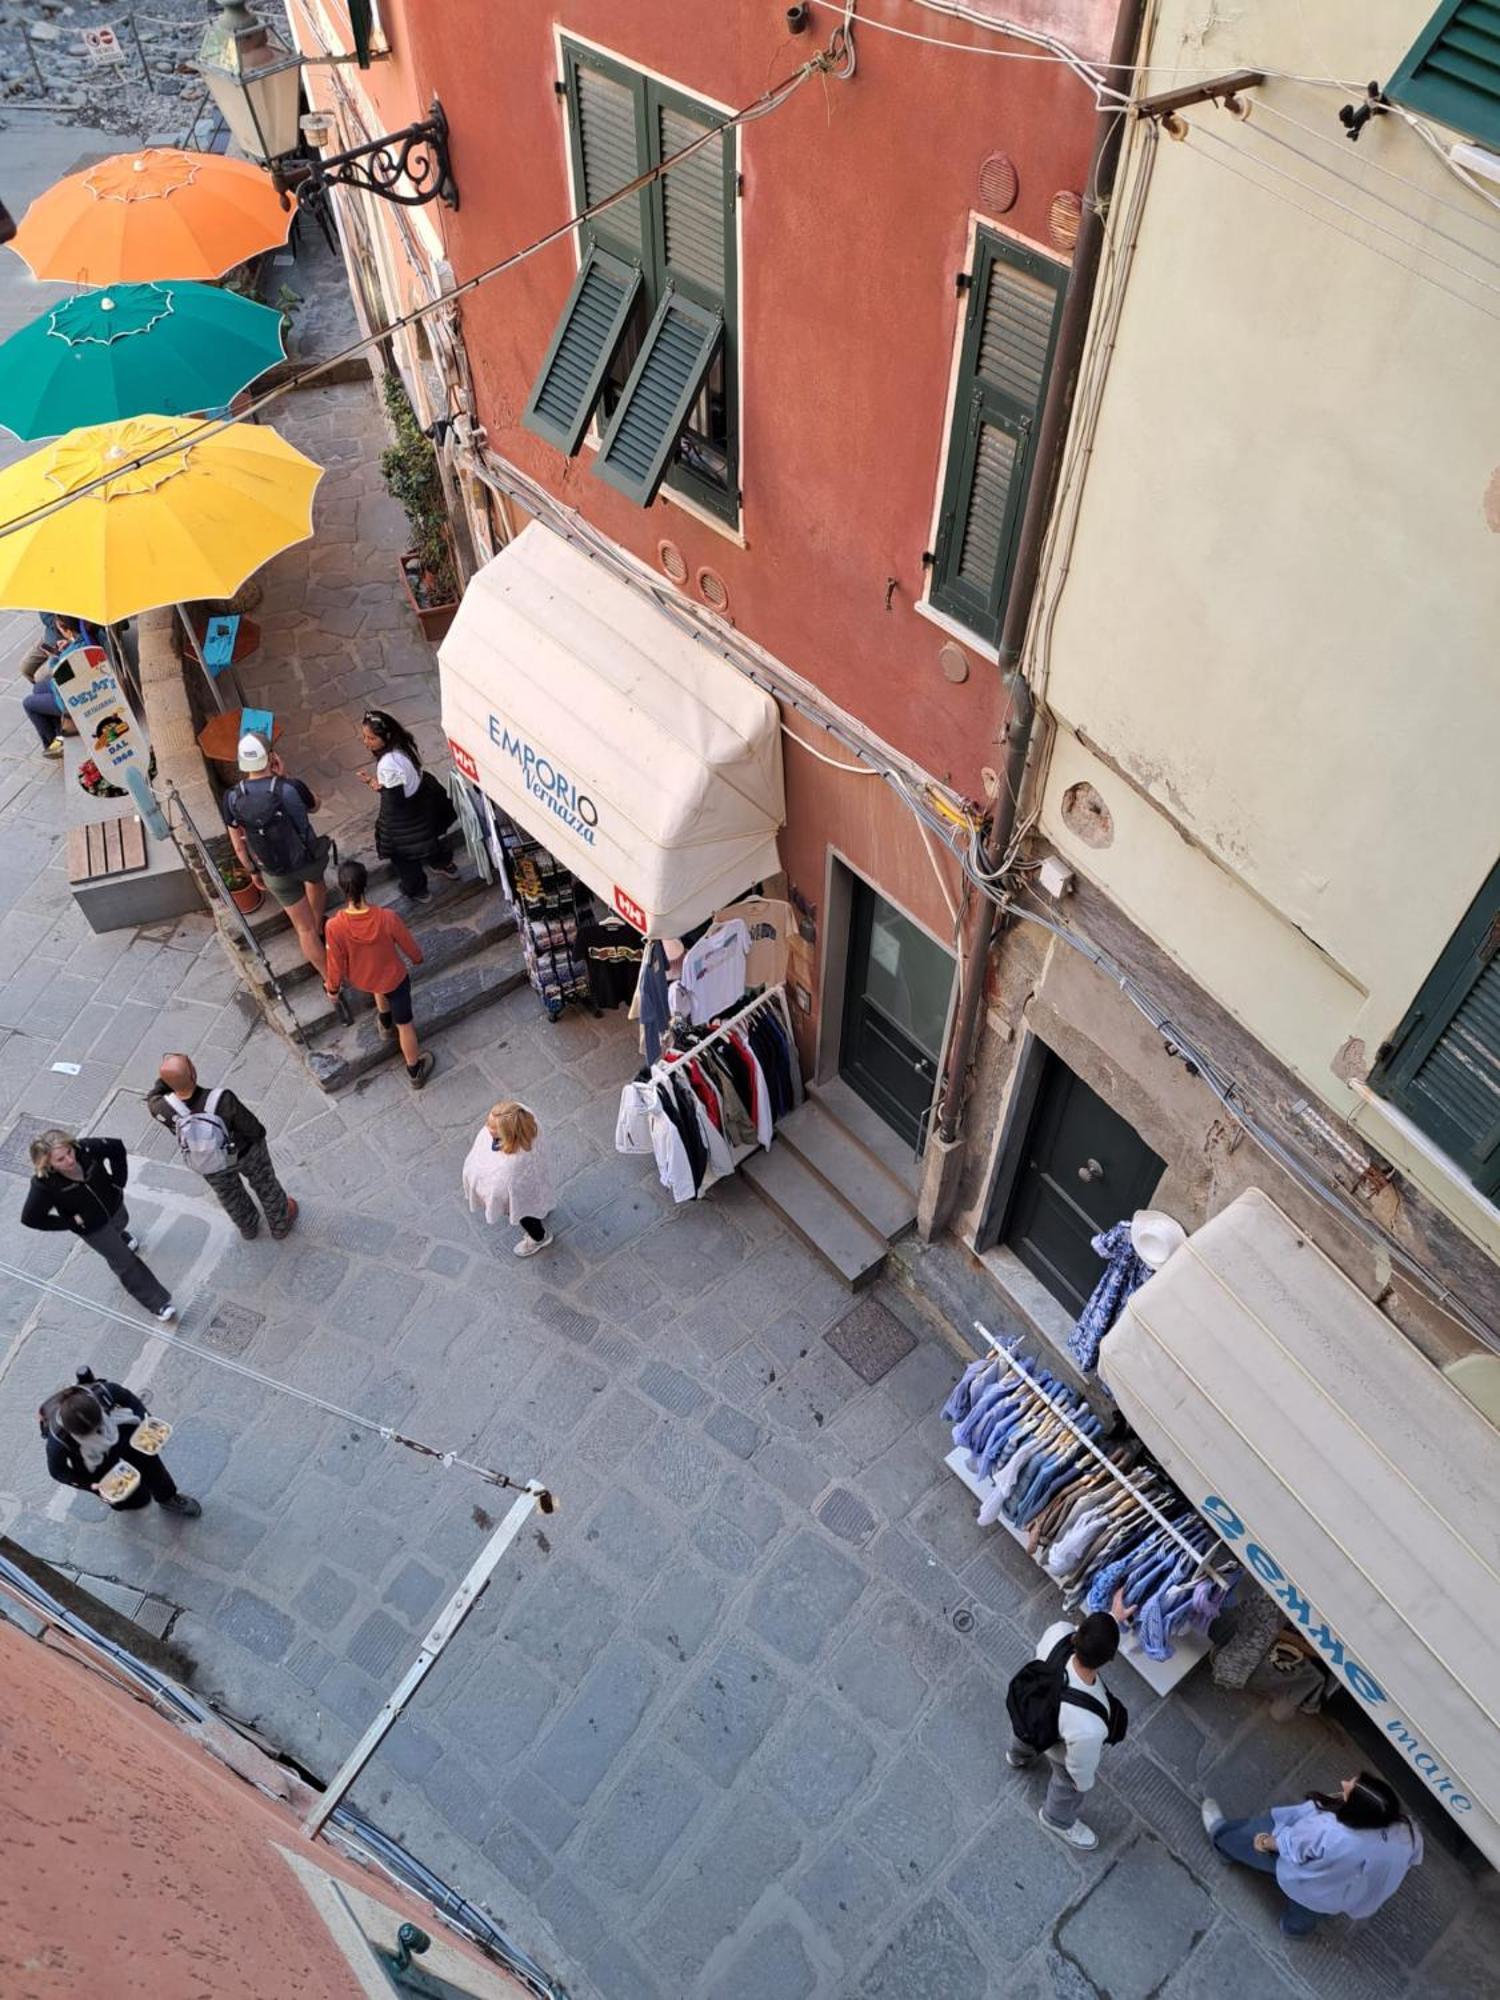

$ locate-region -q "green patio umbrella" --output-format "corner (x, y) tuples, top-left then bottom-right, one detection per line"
(0, 281), (286, 440)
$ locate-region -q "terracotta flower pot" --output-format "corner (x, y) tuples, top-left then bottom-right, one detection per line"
(227, 880), (264, 916)
(398, 549), (458, 644)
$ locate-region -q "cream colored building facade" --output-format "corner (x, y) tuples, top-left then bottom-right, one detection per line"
(952, 0), (1500, 1384)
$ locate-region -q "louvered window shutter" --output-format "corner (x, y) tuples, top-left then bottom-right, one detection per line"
(658, 106), (728, 297)
(593, 288), (723, 505)
(574, 60), (649, 262)
(931, 233), (1066, 645)
(1389, 2), (1500, 147)
(1373, 862), (1500, 1195)
(523, 246), (644, 454)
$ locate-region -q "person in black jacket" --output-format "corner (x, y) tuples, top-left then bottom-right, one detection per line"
(22, 1130), (176, 1321)
(146, 1053), (298, 1242)
(358, 709), (459, 904)
(39, 1373), (199, 1515)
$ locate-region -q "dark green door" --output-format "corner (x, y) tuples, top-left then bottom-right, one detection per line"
(1004, 1052), (1165, 1315)
(839, 879), (953, 1149)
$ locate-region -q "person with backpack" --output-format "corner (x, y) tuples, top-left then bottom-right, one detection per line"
(357, 709), (460, 905)
(1006, 1612), (1126, 1851)
(21, 1129), (176, 1321)
(39, 1368), (200, 1517)
(222, 735), (331, 979)
(323, 858), (436, 1088)
(146, 1052), (297, 1242)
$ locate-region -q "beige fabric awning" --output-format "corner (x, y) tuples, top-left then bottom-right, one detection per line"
(438, 524), (784, 935)
(1101, 1188), (1500, 1865)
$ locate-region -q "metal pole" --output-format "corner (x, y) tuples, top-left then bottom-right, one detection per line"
(126, 15), (154, 91)
(303, 1483), (549, 1839)
(19, 26), (46, 94)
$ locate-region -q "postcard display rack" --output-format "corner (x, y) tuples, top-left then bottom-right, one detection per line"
(492, 810), (595, 1020)
(945, 1325), (1229, 1697)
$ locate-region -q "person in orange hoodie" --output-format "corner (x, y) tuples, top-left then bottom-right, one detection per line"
(324, 858), (436, 1089)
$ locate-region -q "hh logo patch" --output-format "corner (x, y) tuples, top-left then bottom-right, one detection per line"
(613, 885), (647, 931)
(448, 738), (479, 783)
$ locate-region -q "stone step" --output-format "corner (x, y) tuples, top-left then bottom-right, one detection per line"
(288, 901), (519, 1045)
(777, 1098), (918, 1243)
(249, 868), (492, 993)
(306, 930), (529, 1092)
(807, 1075), (923, 1193)
(742, 1144), (888, 1291)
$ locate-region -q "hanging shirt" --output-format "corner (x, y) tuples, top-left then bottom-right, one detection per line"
(713, 897), (795, 988)
(616, 1080), (657, 1155)
(648, 1087), (697, 1202)
(576, 921), (645, 1010)
(635, 943), (671, 1065)
(1066, 1220), (1153, 1374)
(677, 920), (751, 1024)
(730, 1030), (774, 1147)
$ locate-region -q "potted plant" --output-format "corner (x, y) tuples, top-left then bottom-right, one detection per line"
(219, 856), (263, 916)
(380, 371), (460, 642)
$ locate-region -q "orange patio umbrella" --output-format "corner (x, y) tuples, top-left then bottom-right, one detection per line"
(8, 148), (291, 285)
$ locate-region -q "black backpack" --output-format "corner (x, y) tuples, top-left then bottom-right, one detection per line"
(1006, 1633), (1129, 1751)
(228, 776), (315, 875)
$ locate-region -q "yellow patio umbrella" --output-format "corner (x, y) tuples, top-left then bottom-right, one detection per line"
(0, 415), (322, 624)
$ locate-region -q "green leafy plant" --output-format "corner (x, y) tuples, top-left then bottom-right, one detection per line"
(380, 370), (458, 605)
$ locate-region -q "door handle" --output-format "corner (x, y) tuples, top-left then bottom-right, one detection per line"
(1077, 1158), (1103, 1184)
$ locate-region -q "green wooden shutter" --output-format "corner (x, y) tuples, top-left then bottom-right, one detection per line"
(593, 288), (723, 504)
(572, 57), (649, 263)
(1388, 2), (1500, 146)
(522, 245), (644, 454)
(658, 105), (728, 296)
(1372, 860), (1500, 1195)
(931, 234), (1066, 645)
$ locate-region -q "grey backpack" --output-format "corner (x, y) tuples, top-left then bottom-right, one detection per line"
(164, 1089), (232, 1175)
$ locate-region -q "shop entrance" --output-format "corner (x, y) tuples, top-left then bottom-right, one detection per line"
(999, 1048), (1165, 1315)
(838, 877), (952, 1149)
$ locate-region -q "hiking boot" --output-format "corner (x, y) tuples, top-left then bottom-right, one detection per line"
(269, 1196), (298, 1241)
(407, 1052), (435, 1090)
(514, 1231), (553, 1258)
(1038, 1808), (1097, 1851)
(160, 1493), (201, 1518)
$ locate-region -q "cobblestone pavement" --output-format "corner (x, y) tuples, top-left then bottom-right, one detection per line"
(0, 123), (1493, 2000)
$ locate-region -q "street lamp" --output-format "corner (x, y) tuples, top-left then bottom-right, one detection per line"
(196, 1), (458, 214)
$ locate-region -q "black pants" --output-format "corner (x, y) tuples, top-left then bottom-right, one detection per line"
(520, 1216), (547, 1240)
(82, 1208), (171, 1314)
(392, 842), (453, 899)
(104, 1443), (180, 1510)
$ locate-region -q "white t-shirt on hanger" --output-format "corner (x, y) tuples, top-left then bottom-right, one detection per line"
(678, 919), (751, 1024)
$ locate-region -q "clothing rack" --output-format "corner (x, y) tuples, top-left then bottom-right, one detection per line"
(651, 982), (795, 1078)
(975, 1323), (1231, 1589)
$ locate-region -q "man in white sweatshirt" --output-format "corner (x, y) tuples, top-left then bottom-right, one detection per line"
(1008, 1613), (1122, 1851)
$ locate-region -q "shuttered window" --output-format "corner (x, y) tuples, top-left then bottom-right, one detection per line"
(1388, 2), (1500, 147)
(523, 42), (738, 522)
(930, 230), (1067, 646)
(1371, 860), (1500, 1198)
(522, 246), (644, 455)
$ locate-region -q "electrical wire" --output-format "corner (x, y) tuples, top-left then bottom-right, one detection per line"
(780, 723), (880, 773)
(0, 1258), (542, 1493)
(1256, 94), (1500, 232)
(0, 43), (836, 545)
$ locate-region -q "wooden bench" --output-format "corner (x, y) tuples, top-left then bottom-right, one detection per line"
(65, 814), (149, 885)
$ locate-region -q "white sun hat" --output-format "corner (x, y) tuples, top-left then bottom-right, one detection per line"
(1130, 1209), (1187, 1271)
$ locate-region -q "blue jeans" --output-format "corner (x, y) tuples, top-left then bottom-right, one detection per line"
(1212, 1812), (1322, 1936)
(23, 679), (63, 748)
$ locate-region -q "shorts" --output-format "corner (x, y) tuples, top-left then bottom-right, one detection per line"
(262, 858), (327, 907)
(381, 975), (414, 1025)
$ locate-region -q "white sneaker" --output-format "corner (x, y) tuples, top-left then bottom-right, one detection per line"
(1201, 1796), (1226, 1838)
(1006, 1749), (1032, 1770)
(154, 1303), (177, 1323)
(513, 1232), (553, 1258)
(124, 1233), (139, 1252)
(1038, 1807), (1097, 1851)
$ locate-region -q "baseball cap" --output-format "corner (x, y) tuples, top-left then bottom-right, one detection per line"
(237, 734), (270, 773)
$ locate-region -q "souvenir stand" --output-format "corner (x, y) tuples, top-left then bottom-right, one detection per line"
(484, 801), (596, 1021)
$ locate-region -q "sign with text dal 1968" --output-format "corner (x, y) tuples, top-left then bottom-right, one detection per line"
(51, 644), (161, 834)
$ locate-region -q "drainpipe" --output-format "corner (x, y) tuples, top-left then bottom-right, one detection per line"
(928, 0), (1146, 1170)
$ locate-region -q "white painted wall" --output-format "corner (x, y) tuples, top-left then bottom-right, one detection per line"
(1037, 0), (1500, 1250)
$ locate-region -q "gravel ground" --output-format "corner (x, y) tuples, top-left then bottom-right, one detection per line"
(0, 0), (216, 143)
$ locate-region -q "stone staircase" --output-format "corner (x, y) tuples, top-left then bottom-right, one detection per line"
(744, 1075), (920, 1289)
(238, 862), (526, 1091)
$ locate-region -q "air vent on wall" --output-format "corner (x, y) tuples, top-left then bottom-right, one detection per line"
(1048, 190), (1083, 252)
(657, 538), (688, 584)
(977, 152), (1018, 214)
(697, 567), (730, 613)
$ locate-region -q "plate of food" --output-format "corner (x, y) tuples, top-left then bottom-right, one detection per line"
(130, 1417), (172, 1455)
(97, 1462), (142, 1505)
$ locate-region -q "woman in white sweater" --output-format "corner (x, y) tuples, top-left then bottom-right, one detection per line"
(462, 1101), (556, 1256)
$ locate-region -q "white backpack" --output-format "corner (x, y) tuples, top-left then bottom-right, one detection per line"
(164, 1089), (232, 1175)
